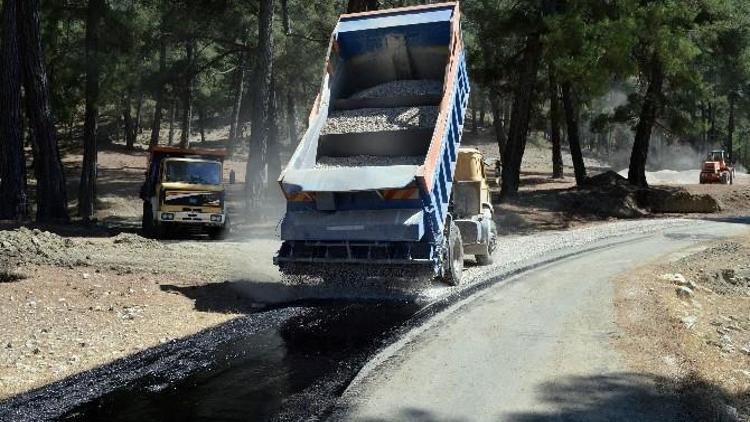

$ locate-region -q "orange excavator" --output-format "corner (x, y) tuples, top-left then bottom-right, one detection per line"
(699, 150), (734, 185)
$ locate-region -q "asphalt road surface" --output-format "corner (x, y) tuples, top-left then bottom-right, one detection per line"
(334, 218), (749, 421)
(2, 218), (747, 422)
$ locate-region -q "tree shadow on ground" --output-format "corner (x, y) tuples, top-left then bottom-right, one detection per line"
(343, 372), (746, 422)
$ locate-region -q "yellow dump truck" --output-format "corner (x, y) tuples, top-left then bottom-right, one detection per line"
(452, 147), (497, 265)
(140, 146), (229, 239)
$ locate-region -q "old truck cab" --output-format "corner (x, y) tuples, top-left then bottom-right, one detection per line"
(140, 147), (229, 239)
(452, 147), (497, 265)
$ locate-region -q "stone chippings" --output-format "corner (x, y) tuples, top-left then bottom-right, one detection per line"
(349, 79), (443, 99)
(321, 106), (439, 135)
(316, 155), (423, 168)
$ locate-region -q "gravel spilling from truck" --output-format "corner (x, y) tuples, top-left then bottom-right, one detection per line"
(316, 155), (424, 168)
(321, 106), (439, 135)
(349, 79), (443, 99)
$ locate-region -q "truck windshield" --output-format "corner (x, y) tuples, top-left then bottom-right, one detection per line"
(164, 161), (221, 185)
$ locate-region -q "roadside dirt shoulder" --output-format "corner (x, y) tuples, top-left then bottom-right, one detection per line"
(614, 234), (750, 421)
(0, 227), (280, 401)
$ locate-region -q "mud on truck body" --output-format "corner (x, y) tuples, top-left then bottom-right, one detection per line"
(274, 3), (495, 285)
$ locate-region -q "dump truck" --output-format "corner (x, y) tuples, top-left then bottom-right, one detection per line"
(699, 149), (734, 185)
(140, 146), (229, 239)
(274, 3), (492, 285)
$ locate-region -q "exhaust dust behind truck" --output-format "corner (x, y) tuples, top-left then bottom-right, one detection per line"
(274, 2), (479, 284)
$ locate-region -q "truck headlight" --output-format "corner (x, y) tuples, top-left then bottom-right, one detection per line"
(210, 214), (223, 222)
(161, 212), (174, 221)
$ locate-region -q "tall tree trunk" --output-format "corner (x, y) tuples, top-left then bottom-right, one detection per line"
(179, 39), (194, 149)
(488, 89), (506, 164)
(628, 54), (664, 187)
(168, 100), (176, 145)
(245, 0), (274, 203)
(548, 67), (563, 179)
(267, 80), (281, 190)
(346, 0), (378, 13)
(471, 86), (478, 135)
(281, 0), (291, 34)
(561, 81), (586, 185)
(135, 90), (144, 135)
(198, 107), (206, 144)
(478, 90), (486, 127)
(150, 40), (167, 147)
(79, 0), (104, 221)
(0, 0), (27, 220)
(500, 33), (542, 200)
(286, 89), (298, 145)
(122, 92), (136, 149)
(727, 92), (735, 161)
(19, 0), (69, 222)
(228, 51), (246, 150)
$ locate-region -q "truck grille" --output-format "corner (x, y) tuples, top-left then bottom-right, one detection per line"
(164, 191), (222, 207)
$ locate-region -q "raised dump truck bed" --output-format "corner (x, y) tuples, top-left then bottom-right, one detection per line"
(275, 2), (470, 282)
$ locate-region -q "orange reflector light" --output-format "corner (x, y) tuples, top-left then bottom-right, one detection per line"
(286, 192), (316, 202)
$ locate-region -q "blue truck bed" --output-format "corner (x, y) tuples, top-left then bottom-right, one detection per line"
(275, 2), (469, 276)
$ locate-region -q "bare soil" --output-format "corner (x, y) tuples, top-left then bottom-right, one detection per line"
(615, 234), (750, 421)
(2, 130), (750, 403)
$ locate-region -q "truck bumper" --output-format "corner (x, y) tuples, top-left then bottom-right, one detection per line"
(280, 209), (424, 242)
(158, 211), (225, 226)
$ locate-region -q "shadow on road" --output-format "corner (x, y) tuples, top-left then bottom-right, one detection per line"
(339, 372), (746, 422)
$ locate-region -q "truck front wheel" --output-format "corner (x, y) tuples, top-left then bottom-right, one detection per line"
(142, 202), (155, 238)
(442, 221), (464, 286)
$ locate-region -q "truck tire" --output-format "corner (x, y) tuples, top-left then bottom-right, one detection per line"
(730, 170), (734, 185)
(721, 172), (730, 185)
(475, 220), (496, 266)
(442, 221), (464, 286)
(209, 215), (230, 240)
(141, 202), (154, 238)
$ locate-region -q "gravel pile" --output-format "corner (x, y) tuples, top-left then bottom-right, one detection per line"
(350, 80), (442, 99)
(112, 232), (163, 249)
(316, 155), (423, 168)
(0, 228), (78, 266)
(321, 106), (439, 135)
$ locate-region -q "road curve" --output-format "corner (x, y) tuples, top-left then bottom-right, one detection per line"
(334, 218), (749, 421)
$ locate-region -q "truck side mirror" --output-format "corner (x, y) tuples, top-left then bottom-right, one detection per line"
(229, 169), (236, 184)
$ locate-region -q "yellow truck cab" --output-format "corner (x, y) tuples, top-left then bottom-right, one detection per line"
(452, 147), (497, 265)
(140, 147), (229, 239)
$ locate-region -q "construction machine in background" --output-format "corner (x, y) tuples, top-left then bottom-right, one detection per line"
(699, 150), (735, 185)
(140, 146), (229, 239)
(273, 3), (495, 285)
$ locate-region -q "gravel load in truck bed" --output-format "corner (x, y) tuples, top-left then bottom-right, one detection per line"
(316, 155), (424, 168)
(321, 106), (439, 135)
(349, 80), (443, 99)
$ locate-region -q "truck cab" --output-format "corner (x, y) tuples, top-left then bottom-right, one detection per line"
(452, 148), (497, 265)
(140, 147), (229, 239)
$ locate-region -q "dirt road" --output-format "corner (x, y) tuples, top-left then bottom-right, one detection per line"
(334, 219), (749, 421)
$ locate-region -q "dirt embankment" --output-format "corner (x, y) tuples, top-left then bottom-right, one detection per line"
(615, 235), (750, 421)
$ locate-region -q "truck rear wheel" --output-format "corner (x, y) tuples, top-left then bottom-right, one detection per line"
(141, 202), (154, 238)
(442, 221), (464, 286)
